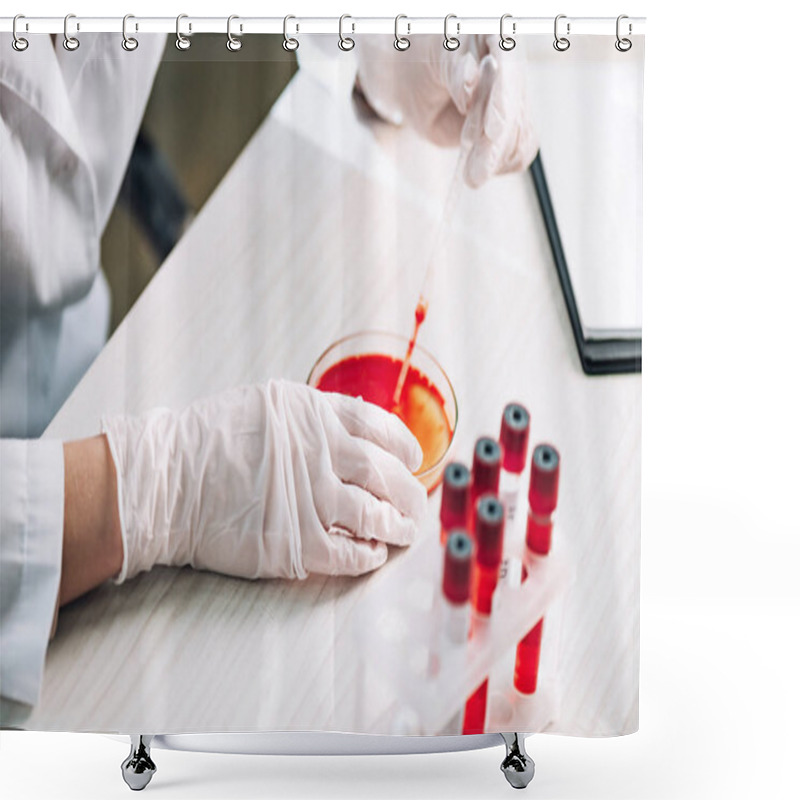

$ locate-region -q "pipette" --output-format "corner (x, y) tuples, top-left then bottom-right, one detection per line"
(392, 55), (500, 409)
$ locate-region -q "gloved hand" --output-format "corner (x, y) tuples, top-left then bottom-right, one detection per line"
(355, 35), (538, 188)
(102, 380), (427, 583)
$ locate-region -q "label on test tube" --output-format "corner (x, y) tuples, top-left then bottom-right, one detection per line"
(440, 462), (471, 545)
(526, 444), (560, 556)
(499, 402), (530, 523)
(469, 437), (502, 534)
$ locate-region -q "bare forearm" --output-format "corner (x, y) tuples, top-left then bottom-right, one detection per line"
(61, 435), (123, 606)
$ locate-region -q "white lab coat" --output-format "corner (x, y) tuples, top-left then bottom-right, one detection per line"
(0, 32), (164, 714)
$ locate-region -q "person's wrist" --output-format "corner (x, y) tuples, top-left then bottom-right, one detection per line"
(101, 434), (124, 581)
(61, 435), (124, 603)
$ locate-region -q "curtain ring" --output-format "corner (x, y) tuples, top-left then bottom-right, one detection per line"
(394, 14), (410, 51)
(226, 15), (242, 51)
(63, 14), (80, 51)
(122, 14), (138, 51)
(283, 15), (299, 51)
(12, 14), (29, 52)
(615, 15), (632, 52)
(338, 14), (355, 51)
(499, 14), (516, 51)
(443, 14), (460, 51)
(553, 14), (570, 52)
(175, 14), (191, 50)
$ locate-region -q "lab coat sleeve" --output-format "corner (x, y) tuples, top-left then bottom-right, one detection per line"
(0, 34), (165, 313)
(0, 439), (63, 707)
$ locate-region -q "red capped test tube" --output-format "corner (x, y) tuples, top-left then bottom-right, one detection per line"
(514, 443), (561, 695)
(439, 531), (472, 733)
(440, 462), (471, 545)
(468, 437), (502, 534)
(442, 530), (473, 642)
(472, 496), (505, 616)
(525, 444), (561, 556)
(462, 496), (505, 735)
(499, 402), (530, 522)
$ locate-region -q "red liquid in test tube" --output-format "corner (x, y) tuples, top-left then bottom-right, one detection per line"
(513, 443), (560, 695)
(440, 462), (471, 545)
(468, 437), (502, 535)
(472, 496), (505, 616)
(526, 444), (560, 556)
(499, 402), (530, 523)
(462, 496), (505, 734)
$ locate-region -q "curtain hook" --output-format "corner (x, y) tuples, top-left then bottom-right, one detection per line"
(499, 14), (516, 51)
(63, 14), (80, 51)
(615, 15), (632, 52)
(12, 14), (29, 52)
(283, 15), (299, 51)
(443, 14), (460, 51)
(394, 14), (410, 51)
(553, 14), (570, 52)
(122, 14), (138, 51)
(226, 15), (242, 51)
(338, 14), (355, 51)
(175, 14), (191, 51)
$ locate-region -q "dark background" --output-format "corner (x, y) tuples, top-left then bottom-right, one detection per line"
(102, 35), (296, 332)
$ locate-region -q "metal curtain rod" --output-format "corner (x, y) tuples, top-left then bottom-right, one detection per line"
(0, 15), (646, 36)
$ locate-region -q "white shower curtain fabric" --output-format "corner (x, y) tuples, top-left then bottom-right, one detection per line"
(0, 30), (643, 738)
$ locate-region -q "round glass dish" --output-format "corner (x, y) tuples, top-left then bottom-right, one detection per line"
(308, 331), (458, 492)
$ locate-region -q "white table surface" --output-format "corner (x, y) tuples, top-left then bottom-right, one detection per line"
(23, 54), (641, 737)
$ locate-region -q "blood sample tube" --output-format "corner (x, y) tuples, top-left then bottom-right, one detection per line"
(525, 444), (560, 556)
(440, 462), (471, 545)
(514, 619), (544, 695)
(514, 443), (561, 695)
(468, 437), (502, 534)
(438, 531), (472, 733)
(499, 402), (530, 522)
(472, 496), (505, 616)
(442, 530), (473, 642)
(462, 496), (505, 735)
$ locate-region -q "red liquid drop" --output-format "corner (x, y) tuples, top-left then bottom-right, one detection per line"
(315, 353), (452, 479)
(415, 299), (428, 328)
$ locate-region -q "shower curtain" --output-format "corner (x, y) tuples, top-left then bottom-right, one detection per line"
(0, 24), (643, 740)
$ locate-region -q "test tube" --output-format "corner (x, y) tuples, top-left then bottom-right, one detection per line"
(513, 443), (561, 695)
(440, 462), (471, 545)
(462, 496), (505, 735)
(472, 496), (505, 616)
(442, 530), (473, 642)
(525, 444), (561, 556)
(468, 437), (502, 534)
(499, 402), (530, 523)
(439, 531), (472, 734)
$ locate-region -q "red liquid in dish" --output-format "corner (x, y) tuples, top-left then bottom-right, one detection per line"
(316, 353), (452, 479)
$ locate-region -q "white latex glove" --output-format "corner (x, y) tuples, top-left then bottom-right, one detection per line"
(102, 380), (427, 583)
(355, 35), (538, 188)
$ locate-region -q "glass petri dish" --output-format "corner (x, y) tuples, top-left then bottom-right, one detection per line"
(308, 331), (458, 493)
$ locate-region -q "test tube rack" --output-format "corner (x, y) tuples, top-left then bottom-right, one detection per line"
(347, 517), (574, 736)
